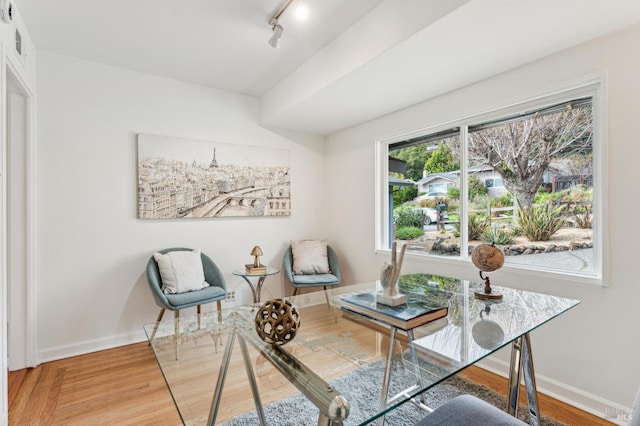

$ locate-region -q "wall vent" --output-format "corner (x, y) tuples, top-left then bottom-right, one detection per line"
(15, 28), (21, 56)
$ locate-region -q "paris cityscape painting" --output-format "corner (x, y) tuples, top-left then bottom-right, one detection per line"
(137, 134), (291, 219)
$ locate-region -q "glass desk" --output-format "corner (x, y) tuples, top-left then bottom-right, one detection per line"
(232, 267), (280, 303)
(144, 274), (579, 425)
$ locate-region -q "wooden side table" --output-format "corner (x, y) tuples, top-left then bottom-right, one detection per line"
(232, 267), (280, 303)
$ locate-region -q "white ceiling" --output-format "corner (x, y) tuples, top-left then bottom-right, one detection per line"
(17, 0), (640, 135)
(17, 0), (385, 96)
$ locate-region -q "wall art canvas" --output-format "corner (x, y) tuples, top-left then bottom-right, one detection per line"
(137, 134), (291, 219)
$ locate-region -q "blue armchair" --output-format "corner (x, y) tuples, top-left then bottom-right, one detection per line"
(283, 244), (341, 305)
(146, 247), (227, 346)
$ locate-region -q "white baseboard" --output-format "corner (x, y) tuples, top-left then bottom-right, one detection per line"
(477, 356), (632, 425)
(37, 331), (147, 364)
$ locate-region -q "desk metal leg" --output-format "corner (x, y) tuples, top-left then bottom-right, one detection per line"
(507, 333), (540, 426)
(378, 327), (397, 426)
(317, 413), (342, 426)
(377, 327), (431, 425)
(522, 333), (540, 426)
(380, 327), (397, 407)
(208, 332), (267, 426)
(208, 332), (236, 426)
(238, 335), (266, 424)
(241, 330), (349, 425)
(507, 336), (523, 417)
(407, 329), (427, 406)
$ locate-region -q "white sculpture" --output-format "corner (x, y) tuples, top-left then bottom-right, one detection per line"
(378, 241), (407, 306)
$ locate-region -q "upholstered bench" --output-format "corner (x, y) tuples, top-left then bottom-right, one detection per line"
(415, 395), (527, 425)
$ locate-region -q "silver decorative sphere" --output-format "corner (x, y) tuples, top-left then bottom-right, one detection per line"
(254, 298), (301, 345)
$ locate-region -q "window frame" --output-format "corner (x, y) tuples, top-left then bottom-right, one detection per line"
(484, 178), (503, 188)
(375, 78), (607, 287)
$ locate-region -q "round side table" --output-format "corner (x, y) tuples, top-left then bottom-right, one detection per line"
(232, 267), (280, 303)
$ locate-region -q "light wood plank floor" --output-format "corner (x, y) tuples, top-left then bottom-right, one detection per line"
(9, 313), (612, 425)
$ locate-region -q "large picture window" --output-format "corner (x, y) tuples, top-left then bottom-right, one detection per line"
(379, 85), (602, 281)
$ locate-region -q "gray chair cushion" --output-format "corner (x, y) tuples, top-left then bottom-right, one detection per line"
(165, 285), (226, 309)
(292, 273), (340, 286)
(415, 395), (527, 426)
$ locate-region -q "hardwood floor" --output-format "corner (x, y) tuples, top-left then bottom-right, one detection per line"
(8, 319), (612, 425)
(9, 343), (181, 426)
(457, 368), (612, 426)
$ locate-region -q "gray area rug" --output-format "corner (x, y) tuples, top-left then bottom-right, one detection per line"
(221, 357), (564, 426)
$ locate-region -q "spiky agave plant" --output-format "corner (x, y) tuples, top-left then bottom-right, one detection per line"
(516, 202), (566, 241)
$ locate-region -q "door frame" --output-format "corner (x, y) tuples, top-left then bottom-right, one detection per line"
(1, 39), (36, 424)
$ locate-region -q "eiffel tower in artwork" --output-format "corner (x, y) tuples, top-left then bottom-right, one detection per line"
(210, 148), (218, 168)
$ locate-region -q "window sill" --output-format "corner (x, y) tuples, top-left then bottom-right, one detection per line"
(375, 247), (604, 288)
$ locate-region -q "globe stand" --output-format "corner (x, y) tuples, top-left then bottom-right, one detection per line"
(474, 271), (503, 300)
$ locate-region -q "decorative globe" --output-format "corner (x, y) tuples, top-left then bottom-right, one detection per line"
(254, 298), (301, 345)
(471, 243), (504, 272)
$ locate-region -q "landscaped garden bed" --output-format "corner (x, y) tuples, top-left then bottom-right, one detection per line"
(405, 227), (593, 256)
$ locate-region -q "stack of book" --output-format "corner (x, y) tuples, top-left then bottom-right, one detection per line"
(340, 291), (448, 331)
(245, 264), (267, 274)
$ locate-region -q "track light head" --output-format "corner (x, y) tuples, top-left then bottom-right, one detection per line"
(268, 19), (284, 48)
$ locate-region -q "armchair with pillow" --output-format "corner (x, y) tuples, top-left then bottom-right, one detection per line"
(283, 240), (341, 305)
(146, 247), (227, 353)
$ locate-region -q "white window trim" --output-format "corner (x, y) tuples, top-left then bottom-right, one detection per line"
(375, 75), (607, 287)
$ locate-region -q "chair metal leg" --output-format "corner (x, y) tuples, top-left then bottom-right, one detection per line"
(323, 286), (331, 309)
(148, 308), (166, 344)
(197, 304), (202, 329)
(174, 310), (180, 360)
(216, 300), (222, 323)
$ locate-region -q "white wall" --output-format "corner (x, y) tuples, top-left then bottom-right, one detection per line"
(326, 24), (640, 420)
(35, 52), (327, 362)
